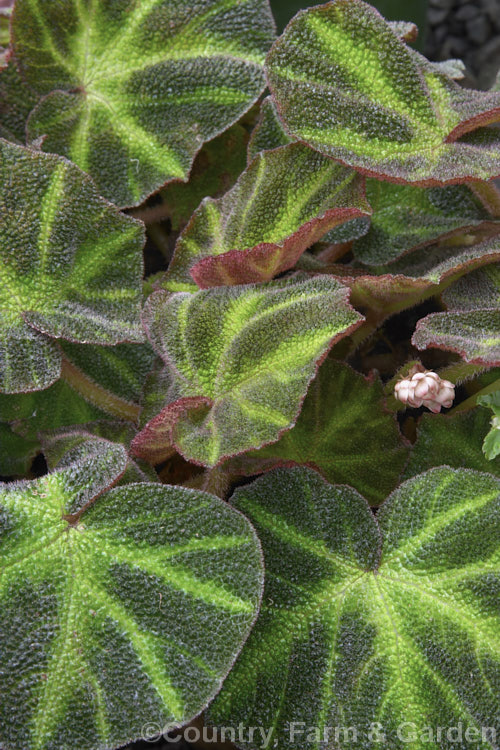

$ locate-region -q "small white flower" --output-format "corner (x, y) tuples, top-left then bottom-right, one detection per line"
(394, 370), (455, 412)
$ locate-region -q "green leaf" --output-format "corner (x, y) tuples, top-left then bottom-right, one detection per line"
(442, 265), (500, 311)
(403, 408), (500, 479)
(60, 340), (156, 420)
(0, 59), (39, 143)
(0, 422), (39, 477)
(132, 275), (363, 466)
(164, 143), (370, 290)
(478, 392), (500, 461)
(0, 380), (108, 442)
(228, 359), (409, 504)
(0, 446), (263, 750)
(353, 181), (493, 266)
(247, 94), (292, 162)
(266, 0), (500, 184)
(12, 0), (275, 207)
(209, 465), (500, 749)
(40, 426), (160, 485)
(160, 123), (249, 232)
(413, 265), (500, 366)
(330, 233), (500, 318)
(0, 140), (145, 394)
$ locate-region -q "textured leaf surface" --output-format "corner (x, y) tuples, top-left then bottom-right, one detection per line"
(266, 0), (500, 184)
(133, 276), (363, 466)
(403, 408), (500, 479)
(247, 95), (291, 162)
(353, 181), (492, 265)
(0, 58), (39, 143)
(0, 448), (263, 750)
(13, 0), (275, 207)
(209, 465), (500, 749)
(329, 234), (500, 317)
(0, 140), (144, 393)
(60, 341), (156, 419)
(165, 143), (370, 290)
(413, 266), (500, 366)
(159, 123), (248, 231)
(228, 359), (409, 504)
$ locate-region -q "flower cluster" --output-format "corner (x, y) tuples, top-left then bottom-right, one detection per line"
(394, 371), (455, 413)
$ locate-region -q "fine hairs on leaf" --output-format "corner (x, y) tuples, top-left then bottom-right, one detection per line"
(1, 1), (499, 749)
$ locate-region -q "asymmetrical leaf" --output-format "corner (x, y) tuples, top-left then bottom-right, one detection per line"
(353, 181), (493, 266)
(228, 359), (409, 504)
(132, 275), (363, 466)
(0, 140), (144, 394)
(413, 265), (500, 365)
(12, 0), (275, 207)
(0, 448), (263, 750)
(209, 465), (500, 750)
(164, 143), (370, 290)
(403, 408), (500, 479)
(247, 95), (292, 162)
(266, 0), (500, 184)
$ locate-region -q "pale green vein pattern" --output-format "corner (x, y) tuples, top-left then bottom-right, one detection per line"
(208, 466), (500, 750)
(0, 140), (144, 394)
(13, 0), (275, 206)
(0, 447), (263, 750)
(266, 0), (500, 183)
(134, 275), (363, 466)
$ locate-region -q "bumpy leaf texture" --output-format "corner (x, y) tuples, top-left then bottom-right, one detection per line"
(0, 58), (38, 143)
(266, 0), (500, 184)
(164, 142), (370, 290)
(209, 466), (500, 750)
(413, 265), (500, 365)
(329, 233), (500, 318)
(352, 181), (494, 266)
(227, 359), (409, 504)
(160, 123), (248, 231)
(12, 0), (275, 207)
(246, 94), (292, 162)
(0, 141), (144, 394)
(403, 407), (500, 480)
(60, 340), (156, 420)
(478, 392), (500, 461)
(0, 445), (263, 750)
(132, 275), (363, 466)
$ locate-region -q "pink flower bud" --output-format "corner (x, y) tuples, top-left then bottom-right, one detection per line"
(394, 371), (455, 412)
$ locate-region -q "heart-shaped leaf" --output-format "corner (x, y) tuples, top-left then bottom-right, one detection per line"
(12, 0), (275, 207)
(266, 0), (500, 184)
(227, 359), (409, 504)
(132, 275), (363, 466)
(403, 408), (500, 480)
(353, 181), (494, 266)
(413, 265), (500, 366)
(0, 444), (263, 750)
(209, 465), (500, 749)
(164, 143), (370, 290)
(0, 140), (145, 394)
